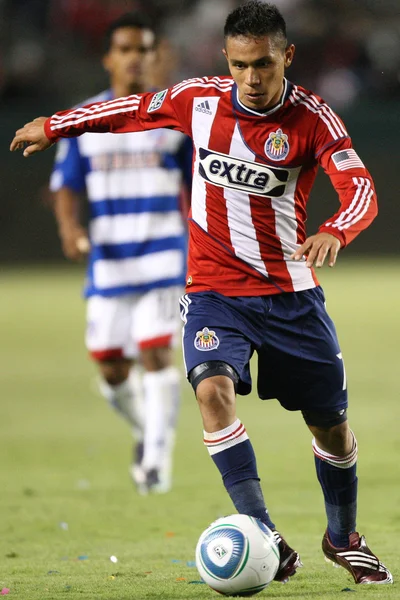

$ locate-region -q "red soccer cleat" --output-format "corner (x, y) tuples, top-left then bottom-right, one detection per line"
(322, 530), (393, 584)
(273, 531), (303, 583)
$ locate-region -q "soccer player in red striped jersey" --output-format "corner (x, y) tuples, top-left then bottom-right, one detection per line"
(11, 0), (392, 586)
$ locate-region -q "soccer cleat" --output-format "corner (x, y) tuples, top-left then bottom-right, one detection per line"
(322, 530), (393, 584)
(130, 431), (174, 494)
(273, 531), (303, 583)
(145, 468), (161, 489)
(130, 465), (170, 495)
(130, 463), (147, 494)
(130, 441), (171, 495)
(144, 467), (172, 494)
(129, 441), (148, 494)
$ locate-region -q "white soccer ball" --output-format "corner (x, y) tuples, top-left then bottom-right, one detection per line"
(195, 514), (279, 597)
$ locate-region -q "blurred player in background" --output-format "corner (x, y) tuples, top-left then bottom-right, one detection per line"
(49, 13), (192, 494)
(11, 0), (393, 587)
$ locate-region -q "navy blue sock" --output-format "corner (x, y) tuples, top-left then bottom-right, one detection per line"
(313, 435), (358, 548)
(204, 419), (275, 530)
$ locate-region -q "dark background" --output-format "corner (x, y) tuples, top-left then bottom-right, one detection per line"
(1, 0), (399, 262)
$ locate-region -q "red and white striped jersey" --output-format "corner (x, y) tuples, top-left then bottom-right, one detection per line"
(45, 76), (377, 296)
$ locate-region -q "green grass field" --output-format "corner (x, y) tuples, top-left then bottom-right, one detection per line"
(1, 260), (399, 599)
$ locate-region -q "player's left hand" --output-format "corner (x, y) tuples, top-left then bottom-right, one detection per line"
(10, 117), (52, 156)
(291, 233), (341, 268)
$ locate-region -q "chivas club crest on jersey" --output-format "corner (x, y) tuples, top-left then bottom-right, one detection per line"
(194, 327), (220, 351)
(265, 128), (290, 161)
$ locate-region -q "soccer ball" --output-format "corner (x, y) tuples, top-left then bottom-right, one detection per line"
(195, 514), (280, 597)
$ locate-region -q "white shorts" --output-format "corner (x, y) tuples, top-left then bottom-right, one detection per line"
(86, 286), (183, 361)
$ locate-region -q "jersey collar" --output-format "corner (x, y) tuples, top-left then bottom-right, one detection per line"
(232, 78), (292, 117)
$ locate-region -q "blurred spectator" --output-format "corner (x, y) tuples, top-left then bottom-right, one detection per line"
(0, 0), (399, 109)
(146, 37), (181, 88)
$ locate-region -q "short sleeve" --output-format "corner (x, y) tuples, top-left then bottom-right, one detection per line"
(49, 137), (86, 193)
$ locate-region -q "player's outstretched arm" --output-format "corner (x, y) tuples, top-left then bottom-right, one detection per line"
(10, 117), (51, 157)
(291, 232), (341, 268)
(11, 87), (191, 158)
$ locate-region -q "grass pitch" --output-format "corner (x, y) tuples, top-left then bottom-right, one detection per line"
(0, 259), (399, 599)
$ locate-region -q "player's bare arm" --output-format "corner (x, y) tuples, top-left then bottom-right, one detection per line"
(59, 222), (90, 261)
(10, 117), (51, 157)
(54, 188), (90, 261)
(291, 232), (341, 268)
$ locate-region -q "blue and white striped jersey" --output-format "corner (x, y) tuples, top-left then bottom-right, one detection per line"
(50, 90), (192, 297)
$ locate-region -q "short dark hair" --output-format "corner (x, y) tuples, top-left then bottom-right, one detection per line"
(103, 13), (156, 53)
(224, 1), (287, 48)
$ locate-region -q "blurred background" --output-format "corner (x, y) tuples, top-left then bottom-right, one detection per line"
(1, 0), (399, 261)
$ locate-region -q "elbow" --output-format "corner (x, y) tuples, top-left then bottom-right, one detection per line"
(370, 194), (378, 221)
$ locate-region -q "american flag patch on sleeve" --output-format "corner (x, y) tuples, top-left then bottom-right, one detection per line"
(331, 149), (364, 171)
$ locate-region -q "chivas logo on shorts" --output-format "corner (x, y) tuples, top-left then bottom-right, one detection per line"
(265, 128), (290, 161)
(194, 327), (219, 351)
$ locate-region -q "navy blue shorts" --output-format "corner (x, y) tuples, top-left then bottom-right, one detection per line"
(179, 287), (347, 413)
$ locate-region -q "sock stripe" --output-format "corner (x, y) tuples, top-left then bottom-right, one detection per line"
(313, 445), (357, 466)
(312, 431), (358, 469)
(204, 420), (249, 456)
(204, 423), (245, 444)
(313, 446), (357, 462)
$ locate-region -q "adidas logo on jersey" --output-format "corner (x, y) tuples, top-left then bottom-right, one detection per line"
(198, 147), (295, 198)
(195, 100), (212, 115)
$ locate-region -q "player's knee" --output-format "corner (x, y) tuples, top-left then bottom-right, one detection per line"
(189, 361), (238, 393)
(196, 376), (236, 414)
(141, 346), (172, 371)
(98, 359), (131, 386)
(189, 361), (238, 409)
(308, 420), (353, 457)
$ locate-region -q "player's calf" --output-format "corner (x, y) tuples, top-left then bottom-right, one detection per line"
(98, 373), (143, 437)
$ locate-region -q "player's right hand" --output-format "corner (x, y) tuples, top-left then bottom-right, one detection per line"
(10, 117), (52, 156)
(59, 224), (90, 261)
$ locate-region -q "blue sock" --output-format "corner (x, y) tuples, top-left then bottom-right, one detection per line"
(204, 419), (275, 530)
(313, 434), (358, 548)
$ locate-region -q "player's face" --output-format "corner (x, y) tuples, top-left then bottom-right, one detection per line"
(103, 26), (155, 91)
(223, 35), (295, 111)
